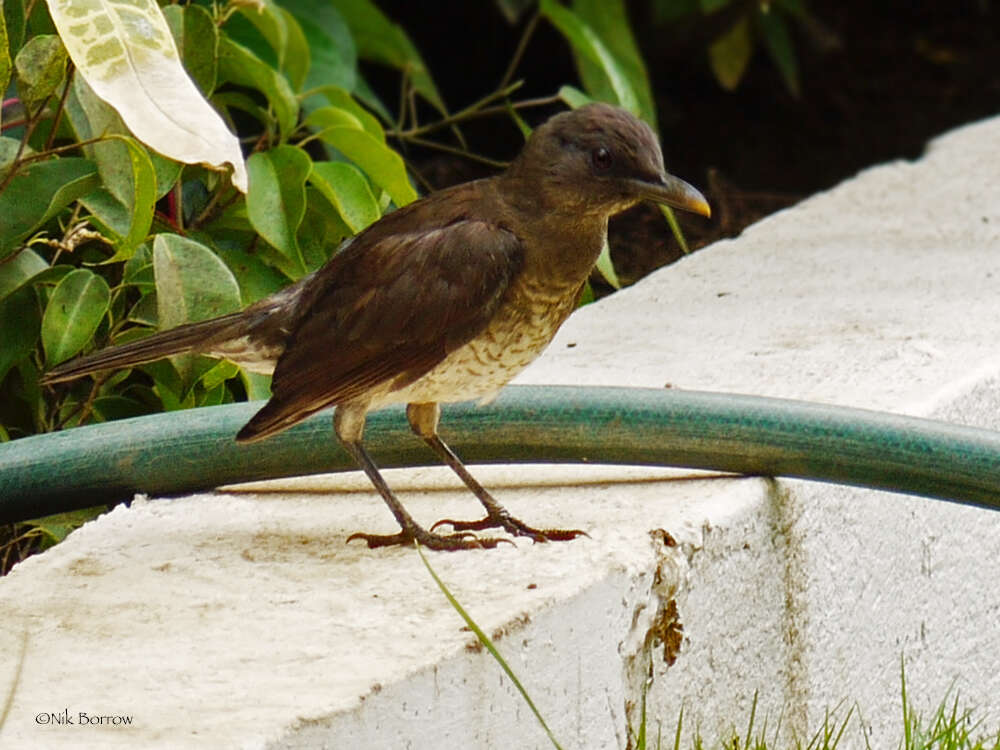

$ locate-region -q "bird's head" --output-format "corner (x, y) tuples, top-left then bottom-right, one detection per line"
(507, 103), (710, 220)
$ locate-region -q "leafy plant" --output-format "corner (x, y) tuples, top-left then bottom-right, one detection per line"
(1, 0), (672, 565)
(2, 0), (411, 440)
(1, 0), (673, 443)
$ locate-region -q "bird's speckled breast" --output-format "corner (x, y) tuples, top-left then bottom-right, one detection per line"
(383, 275), (582, 407)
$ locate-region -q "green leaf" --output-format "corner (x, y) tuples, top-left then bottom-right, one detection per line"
(0, 286), (40, 384)
(235, 0), (310, 92)
(26, 0), (54, 36)
(218, 35), (298, 138)
(2, 0), (25, 61)
(0, 135), (27, 182)
(163, 4), (218, 95)
(303, 104), (363, 132)
(213, 243), (289, 304)
(540, 0), (639, 115)
(0, 157), (100, 260)
(22, 506), (106, 547)
(557, 84), (594, 109)
(240, 370), (272, 400)
(757, 7), (800, 97)
(594, 238), (621, 289)
(152, 234), (242, 329)
(212, 90), (271, 129)
(0, 248), (47, 304)
(78, 135), (157, 260)
(141, 358), (186, 410)
(308, 160), (379, 234)
(41, 268), (111, 366)
(331, 0), (446, 114)
(152, 233), (241, 386)
(277, 6), (310, 92)
(196, 381), (227, 407)
(299, 186), (351, 270)
(108, 136), (157, 255)
(13, 33), (66, 112)
(122, 242), (154, 288)
(90, 395), (149, 422)
(127, 292), (157, 326)
(312, 85), (384, 140)
(246, 145), (312, 277)
(237, 0), (288, 68)
(19, 263), (74, 288)
(312, 126), (416, 207)
(709, 16), (752, 91)
(198, 359), (239, 391)
(571, 0), (657, 127)
(351, 72), (393, 123)
(283, 0), (356, 94)
(0, 0), (12, 95)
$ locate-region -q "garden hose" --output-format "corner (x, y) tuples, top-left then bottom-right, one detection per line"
(1, 385), (999, 524)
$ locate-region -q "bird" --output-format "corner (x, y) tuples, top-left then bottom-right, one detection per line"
(42, 103), (711, 551)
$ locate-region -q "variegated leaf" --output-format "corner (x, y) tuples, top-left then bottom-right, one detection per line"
(47, 0), (248, 191)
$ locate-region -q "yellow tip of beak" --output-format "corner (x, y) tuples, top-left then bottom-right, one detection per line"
(635, 174), (711, 218)
(691, 196), (711, 219)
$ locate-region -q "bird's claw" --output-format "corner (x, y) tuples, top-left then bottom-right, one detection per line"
(432, 513), (588, 544)
(346, 527), (513, 551)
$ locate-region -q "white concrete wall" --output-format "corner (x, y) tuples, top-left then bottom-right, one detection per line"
(3, 115), (1000, 748)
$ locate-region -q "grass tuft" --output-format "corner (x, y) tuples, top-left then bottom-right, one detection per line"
(419, 549), (1000, 750)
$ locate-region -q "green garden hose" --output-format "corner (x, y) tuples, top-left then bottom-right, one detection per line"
(2, 385), (999, 524)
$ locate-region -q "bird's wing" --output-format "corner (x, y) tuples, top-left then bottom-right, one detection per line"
(236, 218), (523, 441)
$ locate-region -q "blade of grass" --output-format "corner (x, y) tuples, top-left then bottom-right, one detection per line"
(415, 544), (565, 750)
(660, 205), (691, 254)
(0, 630), (27, 732)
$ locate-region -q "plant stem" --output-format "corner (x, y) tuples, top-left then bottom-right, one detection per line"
(401, 136), (510, 169)
(499, 11), (541, 91)
(388, 81), (526, 139)
(45, 64), (75, 152)
(0, 98), (51, 195)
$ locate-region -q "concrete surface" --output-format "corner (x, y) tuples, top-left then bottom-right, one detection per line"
(3, 114), (1000, 748)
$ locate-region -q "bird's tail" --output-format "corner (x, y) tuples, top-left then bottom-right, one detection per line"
(41, 312), (246, 384)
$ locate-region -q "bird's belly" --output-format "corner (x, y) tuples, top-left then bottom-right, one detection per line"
(387, 284), (579, 406)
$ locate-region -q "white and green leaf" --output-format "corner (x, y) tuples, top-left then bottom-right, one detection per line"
(47, 0), (248, 190)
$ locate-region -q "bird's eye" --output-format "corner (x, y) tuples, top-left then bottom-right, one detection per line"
(590, 146), (613, 172)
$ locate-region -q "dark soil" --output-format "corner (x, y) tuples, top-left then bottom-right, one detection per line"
(374, 1), (1000, 289)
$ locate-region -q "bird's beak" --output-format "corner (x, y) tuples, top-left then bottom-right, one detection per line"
(632, 173), (711, 218)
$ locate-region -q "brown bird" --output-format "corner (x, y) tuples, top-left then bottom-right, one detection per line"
(42, 103), (710, 550)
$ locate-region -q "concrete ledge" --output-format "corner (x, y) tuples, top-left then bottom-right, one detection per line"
(4, 115), (1000, 748)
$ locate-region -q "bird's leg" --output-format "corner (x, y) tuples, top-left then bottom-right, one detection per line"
(407, 403), (587, 543)
(334, 405), (509, 551)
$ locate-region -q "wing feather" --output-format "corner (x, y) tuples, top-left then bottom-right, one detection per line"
(237, 217), (523, 442)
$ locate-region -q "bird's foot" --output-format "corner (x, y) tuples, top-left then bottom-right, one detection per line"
(346, 525), (513, 551)
(432, 510), (587, 544)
